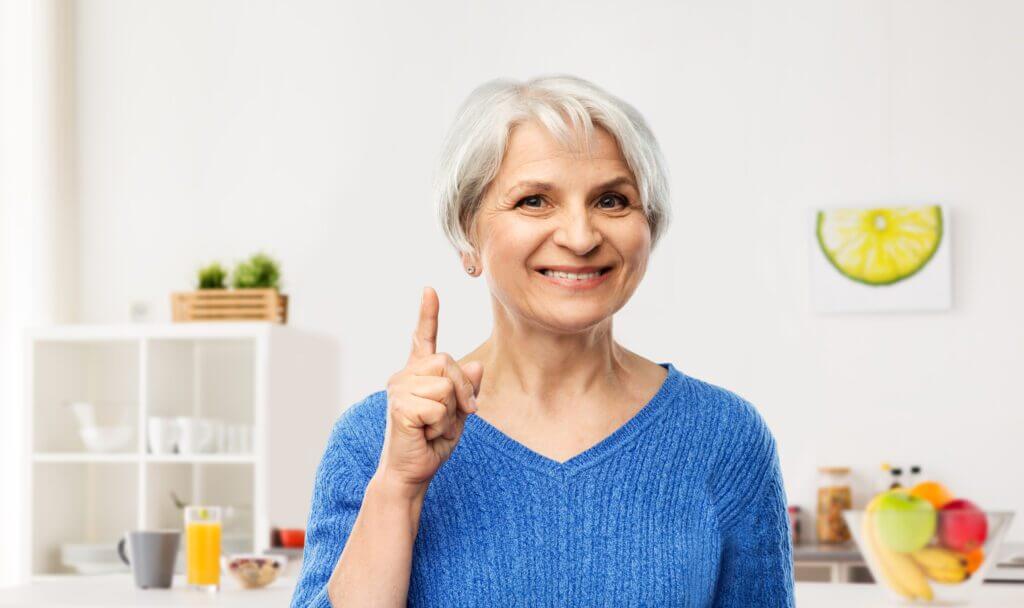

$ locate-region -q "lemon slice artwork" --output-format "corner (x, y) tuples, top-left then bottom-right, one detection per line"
(816, 206), (943, 286)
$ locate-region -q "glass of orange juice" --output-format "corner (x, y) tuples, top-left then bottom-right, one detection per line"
(184, 506), (222, 591)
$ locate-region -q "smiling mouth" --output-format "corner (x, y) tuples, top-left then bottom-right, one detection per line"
(535, 267), (613, 279)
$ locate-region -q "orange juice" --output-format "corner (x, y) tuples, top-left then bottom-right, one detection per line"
(186, 520), (221, 588)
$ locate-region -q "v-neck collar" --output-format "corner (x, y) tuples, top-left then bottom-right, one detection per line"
(464, 362), (687, 480)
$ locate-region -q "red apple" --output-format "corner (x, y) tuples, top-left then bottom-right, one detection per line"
(938, 498), (988, 552)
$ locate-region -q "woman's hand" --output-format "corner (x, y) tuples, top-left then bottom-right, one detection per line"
(374, 287), (484, 501)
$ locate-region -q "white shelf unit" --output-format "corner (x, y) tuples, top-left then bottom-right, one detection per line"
(24, 323), (339, 576)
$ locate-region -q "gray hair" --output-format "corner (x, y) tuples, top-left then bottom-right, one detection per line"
(432, 74), (672, 256)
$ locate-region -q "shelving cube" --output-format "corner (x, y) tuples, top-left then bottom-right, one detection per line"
(24, 323), (338, 578)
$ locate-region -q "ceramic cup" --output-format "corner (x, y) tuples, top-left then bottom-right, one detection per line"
(175, 417), (215, 454)
(117, 530), (181, 589)
(147, 417), (178, 454)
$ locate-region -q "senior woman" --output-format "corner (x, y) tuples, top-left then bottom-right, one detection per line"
(290, 75), (794, 607)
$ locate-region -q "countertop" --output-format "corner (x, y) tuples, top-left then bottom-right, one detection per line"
(1, 576), (1023, 607)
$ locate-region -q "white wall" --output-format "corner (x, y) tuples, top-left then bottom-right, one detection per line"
(70, 0), (1024, 541)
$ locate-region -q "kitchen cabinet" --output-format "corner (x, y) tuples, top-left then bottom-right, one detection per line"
(793, 541), (872, 583)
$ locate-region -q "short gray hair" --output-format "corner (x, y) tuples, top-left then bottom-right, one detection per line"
(432, 74), (672, 256)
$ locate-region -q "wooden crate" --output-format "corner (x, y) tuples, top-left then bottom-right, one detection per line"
(171, 289), (289, 323)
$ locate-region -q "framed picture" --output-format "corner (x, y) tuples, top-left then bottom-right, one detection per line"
(809, 204), (952, 312)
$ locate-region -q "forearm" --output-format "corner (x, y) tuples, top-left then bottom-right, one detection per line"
(326, 473), (426, 607)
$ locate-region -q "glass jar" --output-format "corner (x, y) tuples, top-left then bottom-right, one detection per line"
(816, 466), (852, 543)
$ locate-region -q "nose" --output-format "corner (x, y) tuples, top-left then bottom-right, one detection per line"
(551, 206), (604, 256)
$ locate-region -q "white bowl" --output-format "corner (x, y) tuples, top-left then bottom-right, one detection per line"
(61, 543), (129, 574)
(78, 426), (133, 452)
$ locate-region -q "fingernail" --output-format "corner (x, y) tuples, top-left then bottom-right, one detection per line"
(468, 396), (478, 413)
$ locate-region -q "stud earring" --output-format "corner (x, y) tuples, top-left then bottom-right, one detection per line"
(466, 266), (476, 274)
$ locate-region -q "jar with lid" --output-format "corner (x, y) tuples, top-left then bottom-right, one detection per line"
(816, 466), (852, 543)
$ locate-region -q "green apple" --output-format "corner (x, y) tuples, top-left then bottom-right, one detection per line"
(874, 490), (937, 553)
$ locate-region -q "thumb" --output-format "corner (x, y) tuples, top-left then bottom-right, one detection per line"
(461, 361), (484, 397)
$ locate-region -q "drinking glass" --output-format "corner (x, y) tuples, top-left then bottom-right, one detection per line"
(184, 506), (222, 591)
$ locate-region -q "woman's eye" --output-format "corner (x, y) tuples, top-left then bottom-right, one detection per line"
(597, 194), (629, 209)
(515, 196), (545, 209)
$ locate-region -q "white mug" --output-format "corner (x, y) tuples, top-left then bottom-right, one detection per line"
(175, 417), (215, 454)
(147, 417), (178, 454)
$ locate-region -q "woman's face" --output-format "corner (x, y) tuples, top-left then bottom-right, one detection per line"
(466, 119), (652, 333)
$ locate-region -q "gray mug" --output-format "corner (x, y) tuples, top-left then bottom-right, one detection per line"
(117, 530), (181, 589)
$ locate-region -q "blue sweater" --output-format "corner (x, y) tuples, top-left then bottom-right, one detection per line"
(290, 362), (794, 607)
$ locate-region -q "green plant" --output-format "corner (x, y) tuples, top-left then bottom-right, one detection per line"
(197, 262), (228, 289)
(232, 251), (282, 290)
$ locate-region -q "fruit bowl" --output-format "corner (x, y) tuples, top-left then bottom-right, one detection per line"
(844, 505), (1013, 604)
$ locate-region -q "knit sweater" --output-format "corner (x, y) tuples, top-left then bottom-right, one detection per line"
(290, 362), (795, 607)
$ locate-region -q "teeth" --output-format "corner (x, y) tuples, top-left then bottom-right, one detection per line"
(542, 269), (603, 280)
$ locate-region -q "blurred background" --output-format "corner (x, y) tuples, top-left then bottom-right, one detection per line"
(2, 0), (1023, 594)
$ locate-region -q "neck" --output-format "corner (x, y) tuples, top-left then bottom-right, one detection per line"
(462, 302), (635, 413)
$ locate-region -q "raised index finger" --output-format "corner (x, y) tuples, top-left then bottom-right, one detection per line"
(408, 286), (439, 363)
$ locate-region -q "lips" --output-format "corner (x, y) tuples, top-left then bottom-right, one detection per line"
(534, 266), (614, 291)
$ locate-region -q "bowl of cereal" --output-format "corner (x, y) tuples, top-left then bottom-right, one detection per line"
(223, 554), (287, 589)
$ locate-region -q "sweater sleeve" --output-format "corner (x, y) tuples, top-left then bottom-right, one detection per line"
(710, 400), (794, 607)
(289, 409), (376, 608)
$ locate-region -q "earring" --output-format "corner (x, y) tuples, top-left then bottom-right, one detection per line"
(466, 266), (476, 274)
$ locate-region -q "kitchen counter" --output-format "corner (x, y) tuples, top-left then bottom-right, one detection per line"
(0, 574), (294, 606)
(1, 576), (1023, 606)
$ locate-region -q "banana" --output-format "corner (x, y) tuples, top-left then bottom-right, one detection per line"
(862, 512), (914, 599)
(911, 547), (970, 584)
(864, 495), (934, 601)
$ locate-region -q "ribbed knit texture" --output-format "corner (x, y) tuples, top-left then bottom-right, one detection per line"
(290, 362), (794, 607)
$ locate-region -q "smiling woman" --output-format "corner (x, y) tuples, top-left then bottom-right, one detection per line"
(290, 75), (794, 608)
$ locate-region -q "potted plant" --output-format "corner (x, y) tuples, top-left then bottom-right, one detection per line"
(197, 262), (228, 289)
(231, 252), (282, 290)
(171, 253), (288, 323)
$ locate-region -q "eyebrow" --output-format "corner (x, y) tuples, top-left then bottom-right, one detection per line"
(504, 175), (637, 197)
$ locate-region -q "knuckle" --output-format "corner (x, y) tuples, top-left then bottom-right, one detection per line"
(426, 402), (446, 422)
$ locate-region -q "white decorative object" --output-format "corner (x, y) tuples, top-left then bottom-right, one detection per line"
(69, 401), (135, 452)
(78, 426), (133, 452)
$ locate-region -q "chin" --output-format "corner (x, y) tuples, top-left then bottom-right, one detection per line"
(533, 305), (612, 333)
